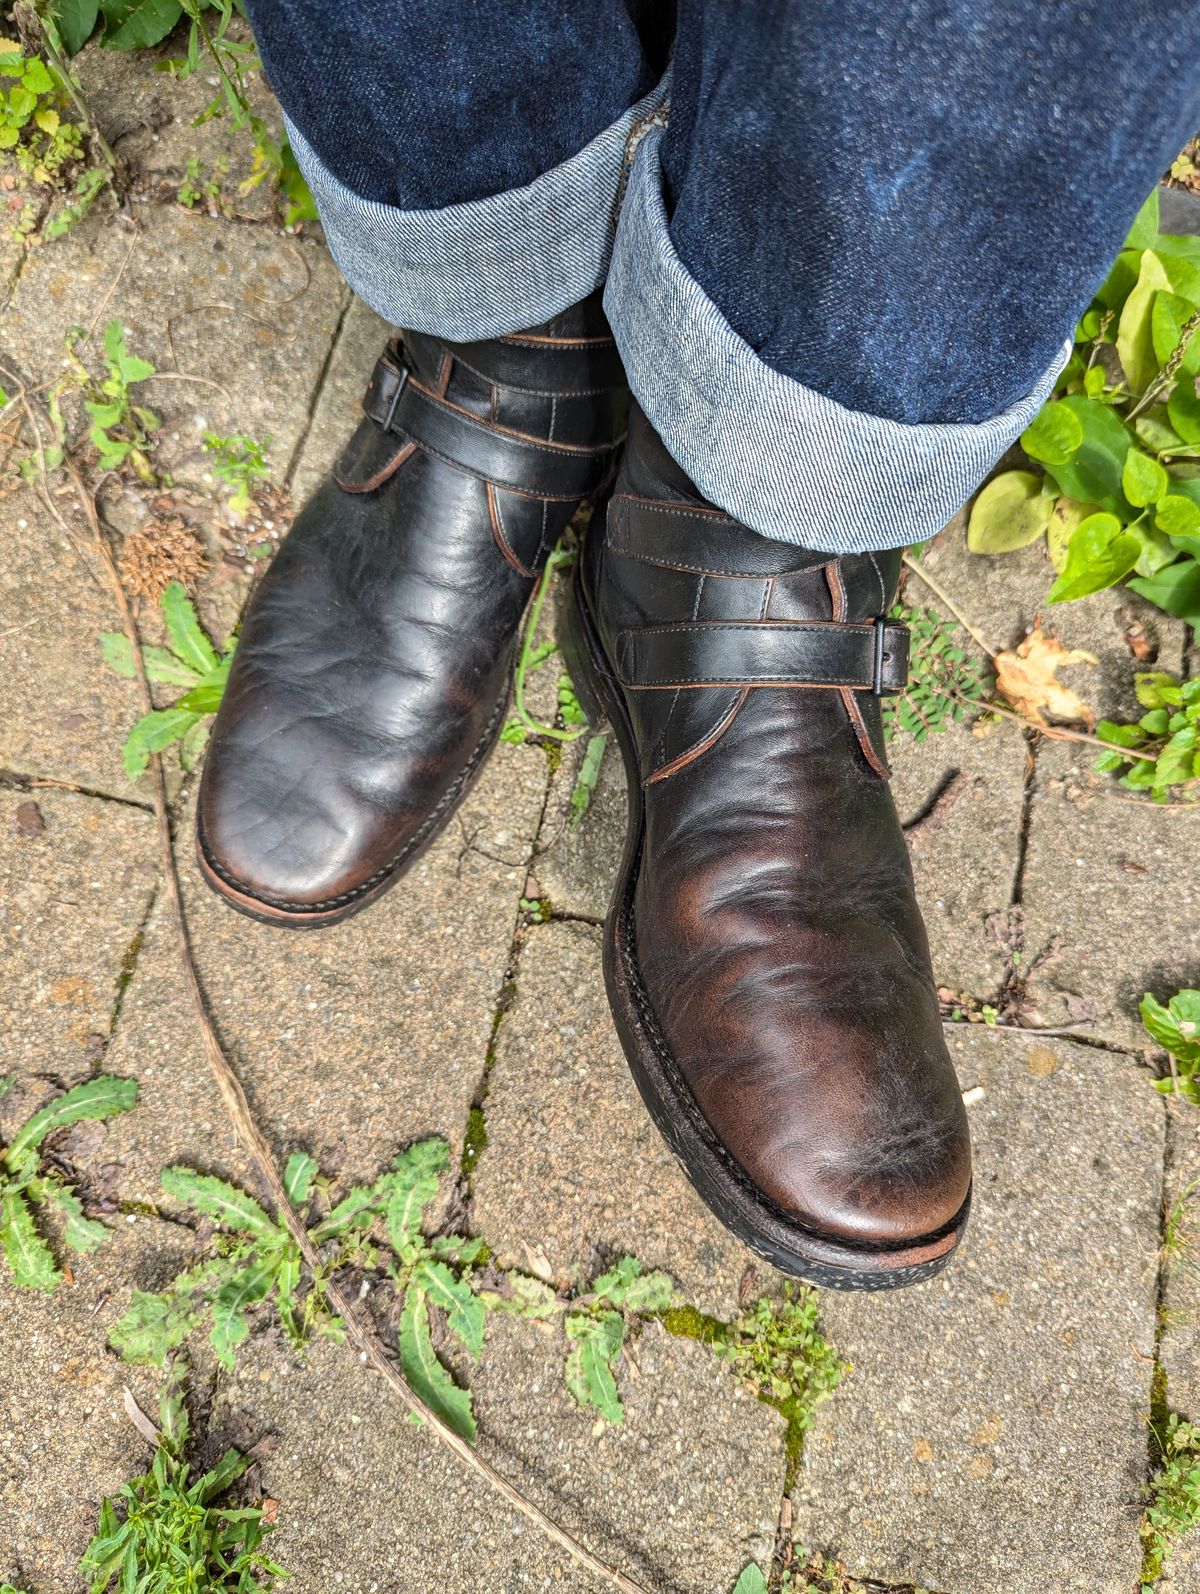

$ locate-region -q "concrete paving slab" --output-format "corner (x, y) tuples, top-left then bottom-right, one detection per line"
(2, 201), (348, 512)
(470, 920), (766, 1321)
(1021, 741), (1200, 1049)
(0, 785), (155, 1082)
(215, 1308), (780, 1594)
(289, 294), (393, 504)
(0, 485), (146, 795)
(74, 26), (283, 225)
(102, 732), (546, 1211)
(791, 1025), (1164, 1594)
(890, 716), (1028, 1001)
(1157, 1106), (1200, 1594)
(0, 1219), (194, 1591)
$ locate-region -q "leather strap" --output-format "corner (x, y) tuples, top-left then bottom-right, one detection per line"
(363, 355), (615, 501)
(415, 330), (627, 396)
(607, 494), (832, 578)
(615, 619), (910, 694)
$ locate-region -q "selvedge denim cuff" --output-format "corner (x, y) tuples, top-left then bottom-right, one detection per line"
(283, 76), (670, 343)
(603, 127), (1069, 554)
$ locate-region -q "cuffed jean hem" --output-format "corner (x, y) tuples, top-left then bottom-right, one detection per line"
(605, 128), (1069, 554)
(283, 76), (670, 342)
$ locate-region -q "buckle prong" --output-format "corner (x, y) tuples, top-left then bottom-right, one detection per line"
(872, 615), (887, 695)
(381, 360), (409, 434)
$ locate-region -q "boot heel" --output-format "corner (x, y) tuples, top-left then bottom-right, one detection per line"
(560, 576), (611, 735)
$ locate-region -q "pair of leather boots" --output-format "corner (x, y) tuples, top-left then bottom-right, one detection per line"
(197, 292), (971, 1290)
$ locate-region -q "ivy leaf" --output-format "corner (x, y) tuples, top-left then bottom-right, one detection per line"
(1046, 496), (1097, 573)
(1046, 513), (1141, 603)
(1167, 387), (1200, 446)
(1155, 725), (1199, 792)
(100, 0), (184, 52)
(159, 1167), (280, 1240)
(122, 706), (201, 779)
(564, 1310), (626, 1423)
(1040, 397), (1134, 518)
(161, 580), (219, 675)
(210, 1256), (278, 1369)
(1129, 558), (1200, 629)
(396, 1285), (476, 1439)
(54, 0), (100, 53)
(1117, 251), (1173, 393)
(1020, 400), (1083, 466)
(1122, 449), (1169, 508)
(6, 1075), (137, 1160)
(283, 1152), (318, 1207)
(413, 1258), (485, 1359)
(966, 470), (1054, 554)
(1, 1190), (61, 1291)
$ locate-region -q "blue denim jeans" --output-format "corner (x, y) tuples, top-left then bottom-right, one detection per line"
(246, 0), (1199, 553)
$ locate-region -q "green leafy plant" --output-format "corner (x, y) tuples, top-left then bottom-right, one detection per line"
(560, 1256), (675, 1423)
(110, 1139), (493, 1438)
(177, 151), (228, 209)
(732, 1567), (768, 1594)
(969, 188), (1200, 632)
(84, 319), (161, 477)
(713, 1288), (848, 1458)
(0, 44), (80, 172)
(498, 541), (609, 822)
(881, 603), (990, 742)
(0, 1075), (138, 1290)
(1141, 989), (1200, 1105)
(78, 1356), (286, 1593)
(49, 0), (317, 225)
(0, 39), (106, 240)
(1141, 1412), (1200, 1590)
(100, 580), (234, 777)
(203, 430), (271, 516)
(1092, 671), (1200, 800)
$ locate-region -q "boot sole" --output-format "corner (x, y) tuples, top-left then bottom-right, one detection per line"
(560, 566), (971, 1291)
(195, 675), (512, 931)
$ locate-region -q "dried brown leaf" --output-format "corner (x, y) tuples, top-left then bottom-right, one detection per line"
(993, 620), (1097, 728)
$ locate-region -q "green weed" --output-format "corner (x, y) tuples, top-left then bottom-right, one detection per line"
(83, 319), (161, 477)
(499, 541), (609, 823)
(0, 1075), (138, 1291)
(882, 603), (990, 742)
(78, 1356), (286, 1593)
(203, 430), (271, 517)
(1141, 988), (1200, 1104)
(714, 1288), (848, 1482)
(109, 1133), (677, 1437)
(1093, 671), (1200, 801)
(1141, 1412), (1200, 1589)
(47, 0), (318, 226)
(99, 579), (234, 777)
(969, 188), (1200, 634)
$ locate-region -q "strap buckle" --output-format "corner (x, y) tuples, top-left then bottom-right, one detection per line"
(380, 357), (409, 434)
(872, 616), (908, 695)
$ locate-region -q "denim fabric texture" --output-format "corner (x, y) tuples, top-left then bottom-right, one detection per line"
(284, 79), (670, 343)
(247, 0), (1200, 550)
(604, 128), (1068, 552)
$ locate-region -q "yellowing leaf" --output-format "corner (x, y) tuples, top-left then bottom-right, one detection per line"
(994, 620), (1098, 728)
(1117, 251), (1172, 393)
(967, 470), (1054, 554)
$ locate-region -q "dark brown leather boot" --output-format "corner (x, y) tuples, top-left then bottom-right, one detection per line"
(561, 405), (972, 1289)
(197, 293), (627, 926)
